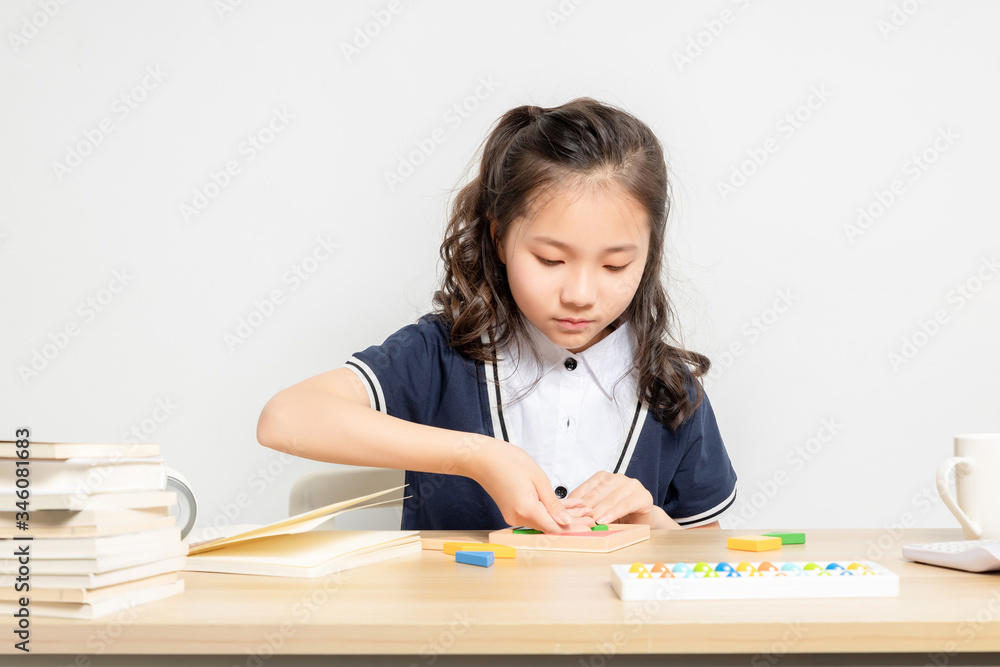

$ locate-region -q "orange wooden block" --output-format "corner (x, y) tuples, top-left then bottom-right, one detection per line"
(727, 535), (782, 552)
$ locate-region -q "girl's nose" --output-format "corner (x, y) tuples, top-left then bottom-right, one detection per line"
(561, 265), (597, 307)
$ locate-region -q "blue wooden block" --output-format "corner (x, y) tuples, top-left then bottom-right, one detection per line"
(455, 550), (494, 567)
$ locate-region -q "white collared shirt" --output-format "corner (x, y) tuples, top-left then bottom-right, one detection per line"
(496, 320), (640, 496)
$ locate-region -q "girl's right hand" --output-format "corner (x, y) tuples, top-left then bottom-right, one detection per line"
(463, 437), (576, 533)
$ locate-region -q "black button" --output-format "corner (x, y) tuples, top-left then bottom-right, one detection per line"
(554, 486), (567, 498)
(564, 358), (577, 371)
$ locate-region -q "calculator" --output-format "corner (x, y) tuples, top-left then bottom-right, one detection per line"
(901, 539), (1000, 573)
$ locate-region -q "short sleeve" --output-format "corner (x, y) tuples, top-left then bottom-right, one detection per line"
(343, 314), (450, 425)
(662, 391), (738, 527)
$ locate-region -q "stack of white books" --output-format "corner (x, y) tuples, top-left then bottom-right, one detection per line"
(0, 441), (186, 619)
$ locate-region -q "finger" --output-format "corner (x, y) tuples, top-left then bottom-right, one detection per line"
(576, 488), (608, 512)
(566, 475), (604, 500)
(560, 498), (594, 515)
(553, 513), (600, 533)
(596, 488), (654, 526)
(590, 485), (638, 525)
(566, 516), (597, 530)
(560, 497), (590, 510)
(519, 503), (563, 533)
(537, 485), (573, 526)
(571, 475), (619, 510)
(566, 506), (594, 519)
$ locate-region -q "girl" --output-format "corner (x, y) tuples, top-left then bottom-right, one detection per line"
(256, 98), (737, 533)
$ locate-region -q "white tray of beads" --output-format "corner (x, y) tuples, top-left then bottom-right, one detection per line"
(611, 560), (899, 601)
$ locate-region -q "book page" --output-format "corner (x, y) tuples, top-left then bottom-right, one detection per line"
(187, 485), (407, 555)
(188, 530), (419, 568)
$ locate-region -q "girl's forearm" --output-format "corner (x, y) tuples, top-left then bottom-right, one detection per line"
(256, 391), (490, 479)
(624, 505), (682, 530)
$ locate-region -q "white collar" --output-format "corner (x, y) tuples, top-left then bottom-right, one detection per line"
(501, 319), (636, 402)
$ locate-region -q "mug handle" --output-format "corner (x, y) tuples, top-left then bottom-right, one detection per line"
(165, 467), (198, 540)
(936, 456), (981, 539)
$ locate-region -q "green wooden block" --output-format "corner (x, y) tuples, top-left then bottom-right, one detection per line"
(591, 524), (609, 531)
(763, 531), (805, 545)
(513, 528), (543, 534)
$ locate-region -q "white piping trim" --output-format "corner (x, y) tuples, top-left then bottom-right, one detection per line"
(343, 357), (385, 414)
(673, 484), (738, 527)
(610, 400), (647, 475)
(481, 332), (507, 441)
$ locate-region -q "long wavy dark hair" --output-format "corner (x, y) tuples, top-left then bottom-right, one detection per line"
(431, 97), (710, 430)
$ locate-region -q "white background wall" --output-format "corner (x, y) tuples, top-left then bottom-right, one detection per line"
(2, 0), (997, 537)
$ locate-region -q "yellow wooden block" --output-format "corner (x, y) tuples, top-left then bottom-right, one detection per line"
(727, 535), (782, 552)
(419, 532), (484, 551)
(443, 542), (516, 558)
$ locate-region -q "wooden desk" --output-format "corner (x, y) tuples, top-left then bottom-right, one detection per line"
(6, 528), (1000, 666)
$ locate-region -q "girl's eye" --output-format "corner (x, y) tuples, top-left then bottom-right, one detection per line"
(536, 256), (629, 271)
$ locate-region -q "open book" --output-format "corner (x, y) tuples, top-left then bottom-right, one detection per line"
(184, 485), (420, 578)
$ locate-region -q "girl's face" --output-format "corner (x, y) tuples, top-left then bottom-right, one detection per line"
(493, 184), (650, 354)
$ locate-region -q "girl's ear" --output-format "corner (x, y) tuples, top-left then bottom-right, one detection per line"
(489, 216), (505, 265)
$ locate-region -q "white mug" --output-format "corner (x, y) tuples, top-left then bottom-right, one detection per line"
(936, 433), (1000, 540)
(165, 467), (198, 540)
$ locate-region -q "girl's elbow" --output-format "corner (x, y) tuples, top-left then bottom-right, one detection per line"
(256, 395), (289, 451)
(691, 520), (721, 530)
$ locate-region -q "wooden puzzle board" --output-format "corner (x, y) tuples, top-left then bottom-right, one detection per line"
(488, 523), (650, 553)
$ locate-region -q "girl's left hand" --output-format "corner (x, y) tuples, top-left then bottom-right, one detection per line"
(567, 471), (676, 528)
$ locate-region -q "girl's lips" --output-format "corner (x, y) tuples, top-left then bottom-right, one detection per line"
(556, 318), (593, 330)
